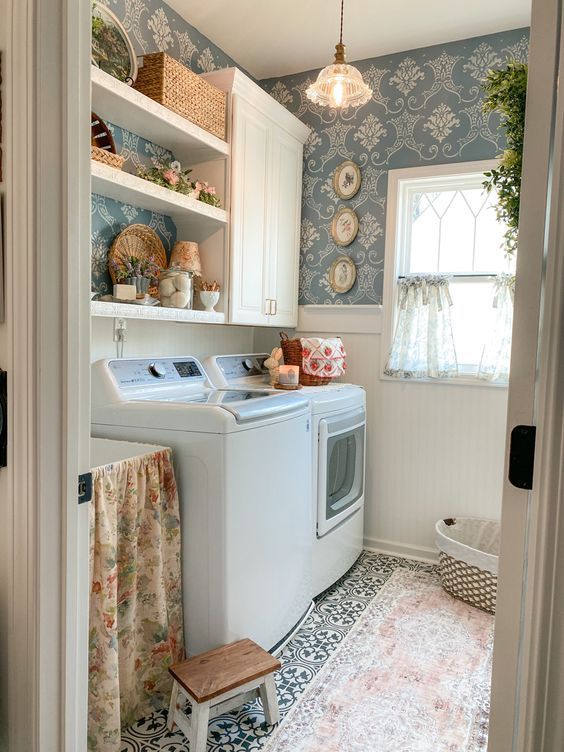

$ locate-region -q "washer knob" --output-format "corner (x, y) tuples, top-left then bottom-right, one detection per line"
(148, 362), (167, 378)
(243, 358), (254, 371)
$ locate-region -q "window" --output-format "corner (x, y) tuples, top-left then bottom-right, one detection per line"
(383, 161), (515, 383)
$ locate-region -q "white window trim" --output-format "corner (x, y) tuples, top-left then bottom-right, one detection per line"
(380, 159), (509, 388)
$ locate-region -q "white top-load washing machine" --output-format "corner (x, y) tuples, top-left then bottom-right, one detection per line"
(91, 356), (314, 655)
(204, 354), (366, 596)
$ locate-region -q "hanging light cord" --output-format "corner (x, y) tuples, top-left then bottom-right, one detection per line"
(339, 0), (345, 45)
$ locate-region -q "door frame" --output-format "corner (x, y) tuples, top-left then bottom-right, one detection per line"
(488, 0), (564, 749)
(3, 0), (91, 748)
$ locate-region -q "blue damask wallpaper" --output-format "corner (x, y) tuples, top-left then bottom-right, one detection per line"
(92, 0), (245, 294)
(262, 29), (529, 305)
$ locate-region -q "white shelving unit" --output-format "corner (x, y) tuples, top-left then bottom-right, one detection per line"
(90, 65), (230, 324)
(91, 300), (225, 324)
(91, 161), (228, 241)
(91, 66), (229, 165)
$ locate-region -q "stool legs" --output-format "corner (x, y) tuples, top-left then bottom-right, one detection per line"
(167, 681), (179, 731)
(259, 674), (280, 726)
(191, 699), (211, 752)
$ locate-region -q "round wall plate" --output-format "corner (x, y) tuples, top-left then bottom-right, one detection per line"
(91, 1), (138, 84)
(333, 161), (361, 200)
(331, 207), (359, 247)
(329, 255), (357, 294)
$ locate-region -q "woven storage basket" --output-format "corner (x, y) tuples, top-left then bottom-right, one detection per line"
(91, 112), (125, 170)
(133, 53), (227, 140)
(435, 517), (500, 615)
(280, 332), (331, 386)
(91, 145), (125, 169)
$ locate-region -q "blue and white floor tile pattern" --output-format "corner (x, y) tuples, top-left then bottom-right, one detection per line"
(121, 551), (436, 752)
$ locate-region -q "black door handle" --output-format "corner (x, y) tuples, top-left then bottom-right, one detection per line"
(508, 424), (536, 490)
(0, 369), (6, 468)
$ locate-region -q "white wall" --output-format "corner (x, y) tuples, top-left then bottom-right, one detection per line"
(91, 317), (256, 363)
(255, 305), (508, 561)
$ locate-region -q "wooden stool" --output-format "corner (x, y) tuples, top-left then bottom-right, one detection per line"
(168, 638), (281, 751)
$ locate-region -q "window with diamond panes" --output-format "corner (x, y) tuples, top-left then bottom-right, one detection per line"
(396, 169), (515, 376)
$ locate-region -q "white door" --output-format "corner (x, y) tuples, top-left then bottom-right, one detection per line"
(229, 96), (271, 325)
(267, 127), (303, 328)
(0, 0), (91, 749)
(488, 1), (564, 750)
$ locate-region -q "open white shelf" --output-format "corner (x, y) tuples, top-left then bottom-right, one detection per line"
(91, 66), (229, 165)
(91, 299), (225, 324)
(91, 160), (228, 241)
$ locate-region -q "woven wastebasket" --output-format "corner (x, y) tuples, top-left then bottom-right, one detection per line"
(435, 517), (500, 615)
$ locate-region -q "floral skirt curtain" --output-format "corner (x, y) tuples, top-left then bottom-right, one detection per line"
(88, 447), (185, 752)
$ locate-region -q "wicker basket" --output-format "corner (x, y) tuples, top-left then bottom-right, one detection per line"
(435, 517), (500, 615)
(133, 53), (227, 140)
(91, 112), (125, 170)
(280, 332), (331, 386)
(91, 145), (125, 169)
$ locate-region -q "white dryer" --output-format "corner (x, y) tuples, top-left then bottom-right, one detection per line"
(91, 356), (313, 655)
(204, 354), (366, 596)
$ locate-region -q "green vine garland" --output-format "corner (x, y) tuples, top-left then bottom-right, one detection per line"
(482, 61), (528, 256)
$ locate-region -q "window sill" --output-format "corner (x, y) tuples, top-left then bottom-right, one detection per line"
(379, 373), (509, 389)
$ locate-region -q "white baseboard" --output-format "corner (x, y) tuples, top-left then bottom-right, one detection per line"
(363, 536), (439, 564)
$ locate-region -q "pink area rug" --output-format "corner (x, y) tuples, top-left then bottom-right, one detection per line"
(264, 568), (493, 752)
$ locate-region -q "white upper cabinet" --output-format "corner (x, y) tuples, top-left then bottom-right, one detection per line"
(204, 69), (310, 327)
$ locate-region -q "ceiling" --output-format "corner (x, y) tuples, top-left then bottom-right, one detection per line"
(165, 0), (531, 79)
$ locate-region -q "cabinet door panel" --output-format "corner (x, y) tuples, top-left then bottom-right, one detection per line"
(267, 130), (303, 328)
(229, 97), (270, 325)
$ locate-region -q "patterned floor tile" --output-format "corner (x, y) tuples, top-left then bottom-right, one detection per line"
(120, 552), (436, 752)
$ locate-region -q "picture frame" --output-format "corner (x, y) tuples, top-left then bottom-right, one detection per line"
(331, 207), (359, 247)
(333, 160), (361, 200)
(329, 255), (357, 294)
(91, 1), (138, 84)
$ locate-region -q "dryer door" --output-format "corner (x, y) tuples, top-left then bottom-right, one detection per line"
(317, 407), (365, 537)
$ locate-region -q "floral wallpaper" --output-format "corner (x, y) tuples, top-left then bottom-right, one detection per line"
(92, 0), (245, 294)
(262, 29), (529, 305)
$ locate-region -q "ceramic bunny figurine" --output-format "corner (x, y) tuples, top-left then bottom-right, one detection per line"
(264, 347), (282, 386)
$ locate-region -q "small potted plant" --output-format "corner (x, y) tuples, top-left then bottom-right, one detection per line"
(111, 256), (160, 296)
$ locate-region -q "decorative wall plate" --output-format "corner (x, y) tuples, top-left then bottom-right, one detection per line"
(329, 256), (357, 294)
(331, 207), (359, 247)
(333, 160), (361, 200)
(91, 1), (138, 84)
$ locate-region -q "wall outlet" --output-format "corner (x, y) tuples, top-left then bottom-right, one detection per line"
(113, 317), (127, 343)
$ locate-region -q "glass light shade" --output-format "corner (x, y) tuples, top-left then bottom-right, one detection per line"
(306, 62), (372, 109)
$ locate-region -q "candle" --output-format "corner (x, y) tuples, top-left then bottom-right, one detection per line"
(279, 365), (299, 385)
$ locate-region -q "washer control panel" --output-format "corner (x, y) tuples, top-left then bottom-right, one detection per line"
(215, 354), (268, 381)
(108, 357), (206, 387)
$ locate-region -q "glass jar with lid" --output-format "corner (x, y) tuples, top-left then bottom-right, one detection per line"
(158, 267), (193, 309)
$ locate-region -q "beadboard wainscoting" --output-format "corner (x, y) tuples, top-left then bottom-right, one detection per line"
(91, 317), (256, 363)
(254, 306), (508, 561)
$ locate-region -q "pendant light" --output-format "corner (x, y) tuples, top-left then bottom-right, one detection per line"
(306, 0), (372, 109)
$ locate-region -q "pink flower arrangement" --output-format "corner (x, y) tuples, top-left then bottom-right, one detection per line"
(163, 169), (180, 186)
(137, 160), (221, 207)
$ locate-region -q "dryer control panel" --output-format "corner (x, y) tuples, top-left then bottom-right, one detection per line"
(108, 358), (206, 388)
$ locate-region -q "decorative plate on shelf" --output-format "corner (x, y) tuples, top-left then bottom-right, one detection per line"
(329, 256), (357, 294)
(331, 207), (359, 247)
(91, 1), (137, 84)
(333, 161), (361, 200)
